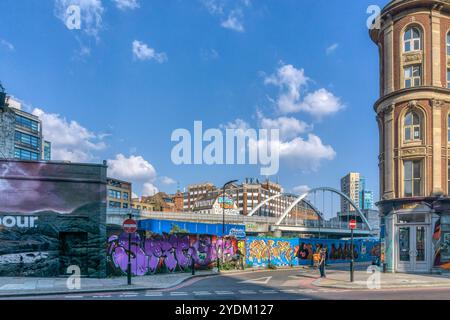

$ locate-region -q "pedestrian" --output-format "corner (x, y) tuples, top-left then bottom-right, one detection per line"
(318, 247), (327, 278)
(235, 248), (244, 270)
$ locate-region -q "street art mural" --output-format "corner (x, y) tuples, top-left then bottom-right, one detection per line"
(107, 230), (238, 276)
(246, 237), (380, 268)
(247, 238), (296, 267)
(0, 160), (107, 277)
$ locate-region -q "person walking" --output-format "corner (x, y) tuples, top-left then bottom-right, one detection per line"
(235, 248), (244, 270)
(318, 247), (327, 278)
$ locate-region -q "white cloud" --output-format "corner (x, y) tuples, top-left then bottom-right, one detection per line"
(293, 185), (311, 195)
(278, 134), (336, 171)
(142, 182), (159, 196)
(113, 0), (139, 10)
(265, 63), (344, 118)
(326, 43), (339, 55)
(258, 114), (311, 141)
(220, 118), (250, 130)
(221, 10), (245, 32)
(265, 64), (309, 114)
(0, 39), (14, 51)
(32, 108), (107, 162)
(107, 154), (156, 182)
(54, 0), (104, 39)
(301, 88), (344, 118)
(201, 0), (224, 15)
(132, 40), (167, 63)
(201, 48), (220, 61)
(160, 176), (176, 185)
(201, 0), (248, 32)
(132, 192), (139, 199)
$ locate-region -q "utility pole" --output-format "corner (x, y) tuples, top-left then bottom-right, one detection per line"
(350, 226), (354, 282)
(127, 211), (132, 286)
(221, 180), (238, 268)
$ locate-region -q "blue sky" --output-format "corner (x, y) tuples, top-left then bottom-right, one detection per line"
(0, 0), (389, 199)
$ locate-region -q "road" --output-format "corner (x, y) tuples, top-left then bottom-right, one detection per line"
(6, 267), (450, 300)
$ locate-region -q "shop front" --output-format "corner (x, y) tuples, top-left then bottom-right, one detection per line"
(379, 199), (449, 274)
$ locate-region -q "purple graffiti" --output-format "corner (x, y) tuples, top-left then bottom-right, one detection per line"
(107, 233), (235, 276)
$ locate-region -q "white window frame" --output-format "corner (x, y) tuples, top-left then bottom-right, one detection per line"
(404, 111), (422, 142)
(404, 27), (421, 53)
(404, 65), (421, 88)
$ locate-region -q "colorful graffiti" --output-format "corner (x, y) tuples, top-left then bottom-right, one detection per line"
(247, 238), (296, 267)
(107, 231), (237, 276)
(247, 237), (380, 268)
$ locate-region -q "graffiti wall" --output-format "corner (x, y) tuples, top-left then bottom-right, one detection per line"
(107, 229), (238, 276)
(0, 160), (107, 277)
(246, 237), (380, 268)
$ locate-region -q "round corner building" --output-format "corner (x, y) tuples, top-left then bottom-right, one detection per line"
(371, 0), (450, 273)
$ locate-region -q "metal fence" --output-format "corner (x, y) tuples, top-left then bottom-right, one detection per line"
(106, 208), (370, 231)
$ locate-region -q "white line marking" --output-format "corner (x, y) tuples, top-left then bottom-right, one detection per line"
(65, 296), (83, 299)
(239, 276), (272, 284)
(193, 291), (212, 295)
(239, 290), (257, 295)
(215, 291), (234, 295)
(280, 289), (297, 293)
(170, 292), (188, 296)
(260, 290), (278, 294)
(145, 292), (163, 297)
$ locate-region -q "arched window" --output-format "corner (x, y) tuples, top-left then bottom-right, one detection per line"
(404, 27), (421, 52)
(448, 114), (450, 141)
(404, 111), (421, 142)
(447, 32), (450, 55)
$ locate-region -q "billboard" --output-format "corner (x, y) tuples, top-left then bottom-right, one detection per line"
(0, 160), (107, 277)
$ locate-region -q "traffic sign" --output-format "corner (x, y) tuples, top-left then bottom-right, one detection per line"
(349, 219), (357, 230)
(123, 219), (137, 233)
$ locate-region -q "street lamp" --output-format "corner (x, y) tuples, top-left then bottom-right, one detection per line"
(220, 179), (238, 269)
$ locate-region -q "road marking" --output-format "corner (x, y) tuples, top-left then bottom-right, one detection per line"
(215, 291), (234, 295)
(260, 290), (278, 294)
(170, 292), (188, 296)
(119, 294), (138, 298)
(239, 276), (272, 285)
(193, 291), (212, 296)
(297, 289), (316, 293)
(64, 296), (83, 299)
(239, 290), (257, 295)
(280, 289), (297, 293)
(145, 292), (163, 297)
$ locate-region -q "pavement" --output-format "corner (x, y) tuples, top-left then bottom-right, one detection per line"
(2, 263), (450, 298)
(312, 266), (450, 289)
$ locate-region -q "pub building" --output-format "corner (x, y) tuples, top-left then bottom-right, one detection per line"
(371, 0), (450, 273)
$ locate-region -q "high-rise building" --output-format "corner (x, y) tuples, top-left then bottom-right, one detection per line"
(340, 172), (361, 213)
(0, 92), (51, 161)
(340, 173), (374, 212)
(370, 0), (450, 273)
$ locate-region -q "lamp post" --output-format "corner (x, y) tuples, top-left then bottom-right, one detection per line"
(221, 179), (238, 268)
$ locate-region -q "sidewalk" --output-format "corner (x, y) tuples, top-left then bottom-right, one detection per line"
(310, 268), (450, 289)
(0, 270), (216, 297)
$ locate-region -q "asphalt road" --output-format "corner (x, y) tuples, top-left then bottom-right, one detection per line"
(7, 268), (450, 300)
